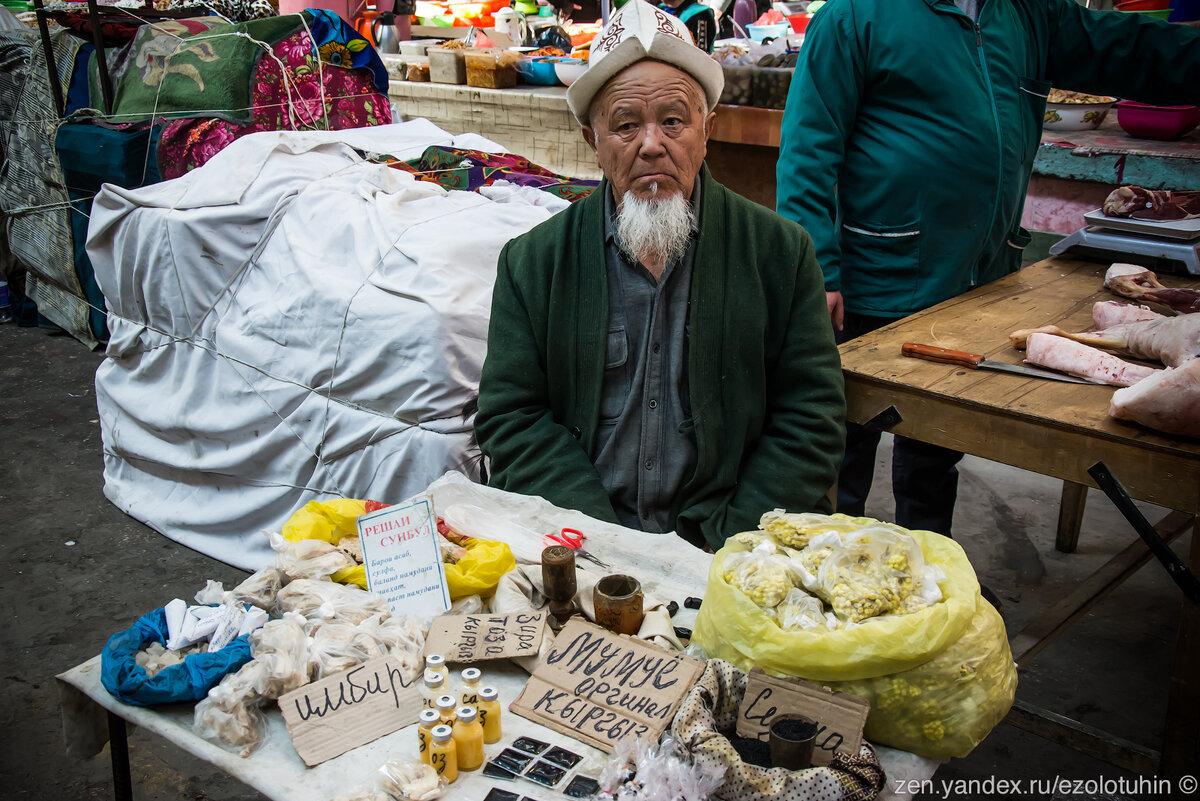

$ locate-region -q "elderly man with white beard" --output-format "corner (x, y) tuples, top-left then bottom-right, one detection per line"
(474, 0), (845, 550)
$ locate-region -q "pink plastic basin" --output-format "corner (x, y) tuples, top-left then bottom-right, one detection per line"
(1116, 101), (1200, 140)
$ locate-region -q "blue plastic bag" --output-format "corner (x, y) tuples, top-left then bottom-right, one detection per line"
(101, 607), (253, 706)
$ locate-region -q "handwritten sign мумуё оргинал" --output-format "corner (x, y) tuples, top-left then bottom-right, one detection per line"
(279, 655), (422, 766)
(357, 497), (450, 622)
(424, 612), (547, 663)
(510, 619), (704, 752)
(734, 668), (869, 766)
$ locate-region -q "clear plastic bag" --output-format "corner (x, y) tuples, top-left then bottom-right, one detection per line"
(805, 527), (935, 623)
(771, 587), (826, 631)
(721, 542), (794, 608)
(356, 613), (425, 681)
(249, 615), (311, 699)
(275, 579), (392, 626)
(307, 621), (380, 680)
(377, 759), (442, 801)
(232, 567), (286, 610)
(193, 660), (268, 755)
(759, 509), (890, 550)
(271, 532), (357, 581)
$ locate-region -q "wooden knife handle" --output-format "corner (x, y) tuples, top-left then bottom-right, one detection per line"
(901, 343), (984, 368)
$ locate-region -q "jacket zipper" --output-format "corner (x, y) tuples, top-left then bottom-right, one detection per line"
(973, 19), (1003, 289)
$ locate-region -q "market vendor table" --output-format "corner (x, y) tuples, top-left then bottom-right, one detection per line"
(837, 256), (1200, 781)
(58, 474), (936, 801)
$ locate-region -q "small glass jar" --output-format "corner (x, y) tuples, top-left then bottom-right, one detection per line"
(436, 694), (458, 726)
(421, 669), (445, 710)
(459, 667), (483, 708)
(416, 708), (440, 765)
(451, 706), (485, 771)
(477, 686), (502, 744)
(429, 724), (457, 783)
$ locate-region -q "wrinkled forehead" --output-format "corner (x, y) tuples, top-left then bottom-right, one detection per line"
(590, 59), (706, 121)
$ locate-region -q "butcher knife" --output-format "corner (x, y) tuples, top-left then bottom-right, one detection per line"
(901, 343), (1094, 384)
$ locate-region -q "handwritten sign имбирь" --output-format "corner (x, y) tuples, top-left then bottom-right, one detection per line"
(510, 619), (704, 752)
(357, 497), (450, 622)
(734, 669), (869, 766)
(279, 655), (422, 766)
(424, 612), (547, 663)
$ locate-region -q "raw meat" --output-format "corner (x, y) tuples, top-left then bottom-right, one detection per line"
(1103, 186), (1200, 221)
(1009, 313), (1200, 367)
(1091, 301), (1165, 329)
(1109, 360), (1200, 438)
(1024, 332), (1160, 387)
(1104, 264), (1200, 315)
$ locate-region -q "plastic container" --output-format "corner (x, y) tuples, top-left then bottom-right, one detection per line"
(752, 66), (795, 110)
(1042, 97), (1115, 131)
(1116, 101), (1200, 140)
(399, 39), (441, 57)
(720, 65), (754, 106)
(465, 49), (518, 88)
(553, 58), (587, 87)
(405, 57), (431, 82)
(1115, 0), (1169, 9)
(788, 13), (811, 32)
(429, 48), (467, 83)
(516, 56), (560, 85)
(1115, 7), (1170, 17)
(747, 22), (790, 42)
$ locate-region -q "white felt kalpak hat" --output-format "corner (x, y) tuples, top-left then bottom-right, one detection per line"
(565, 0), (725, 125)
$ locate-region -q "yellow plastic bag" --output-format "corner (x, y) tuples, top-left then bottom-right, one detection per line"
(692, 516), (1016, 759)
(280, 500), (515, 600)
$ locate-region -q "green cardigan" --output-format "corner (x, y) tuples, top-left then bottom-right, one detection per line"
(475, 167), (846, 549)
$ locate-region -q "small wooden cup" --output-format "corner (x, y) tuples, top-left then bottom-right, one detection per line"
(592, 574), (644, 636)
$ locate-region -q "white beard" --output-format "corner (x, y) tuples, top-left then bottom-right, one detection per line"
(615, 185), (693, 269)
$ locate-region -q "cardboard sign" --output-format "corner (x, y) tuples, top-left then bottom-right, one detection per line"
(510, 619), (704, 753)
(734, 669), (870, 766)
(424, 612), (547, 663)
(279, 656), (422, 766)
(357, 497), (450, 621)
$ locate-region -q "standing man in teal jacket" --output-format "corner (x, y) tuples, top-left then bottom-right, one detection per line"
(777, 0), (1200, 537)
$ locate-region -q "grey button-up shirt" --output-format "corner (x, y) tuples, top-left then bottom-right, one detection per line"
(592, 185), (701, 532)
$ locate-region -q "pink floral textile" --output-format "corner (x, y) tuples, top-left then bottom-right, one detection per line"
(157, 29), (390, 180)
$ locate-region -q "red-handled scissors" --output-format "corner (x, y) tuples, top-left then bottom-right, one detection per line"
(543, 528), (610, 569)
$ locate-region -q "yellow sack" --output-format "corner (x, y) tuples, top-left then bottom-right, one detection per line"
(692, 519), (1016, 759)
(280, 499), (515, 599)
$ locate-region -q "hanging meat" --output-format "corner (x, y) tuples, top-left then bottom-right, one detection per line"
(1103, 186), (1200, 221)
(1109, 360), (1200, 438)
(1104, 264), (1200, 315)
(1009, 313), (1200, 368)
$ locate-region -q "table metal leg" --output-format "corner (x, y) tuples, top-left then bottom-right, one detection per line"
(107, 710), (132, 801)
(1161, 517), (1199, 787)
(1055, 480), (1088, 554)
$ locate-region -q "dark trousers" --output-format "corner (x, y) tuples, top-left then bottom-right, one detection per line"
(836, 312), (964, 537)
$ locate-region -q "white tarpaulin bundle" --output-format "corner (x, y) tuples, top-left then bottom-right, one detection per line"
(87, 121), (569, 570)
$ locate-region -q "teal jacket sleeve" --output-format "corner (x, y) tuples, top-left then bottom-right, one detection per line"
(1044, 0), (1200, 105)
(774, 0), (865, 293)
(698, 233), (846, 548)
(474, 243), (620, 524)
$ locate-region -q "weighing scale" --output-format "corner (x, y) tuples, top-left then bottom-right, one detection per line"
(1049, 208), (1200, 276)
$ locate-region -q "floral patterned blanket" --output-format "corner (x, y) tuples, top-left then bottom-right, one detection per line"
(90, 10), (386, 125)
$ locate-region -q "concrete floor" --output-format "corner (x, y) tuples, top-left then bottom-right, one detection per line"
(0, 322), (1190, 800)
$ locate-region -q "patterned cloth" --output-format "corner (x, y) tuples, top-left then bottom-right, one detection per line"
(156, 26), (391, 179)
(0, 28), (96, 346)
(390, 146), (599, 202)
(671, 659), (886, 801)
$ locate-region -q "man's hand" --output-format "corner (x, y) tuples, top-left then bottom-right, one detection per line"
(826, 290), (844, 332)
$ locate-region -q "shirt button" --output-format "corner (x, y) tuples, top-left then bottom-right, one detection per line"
(644, 459), (653, 470)
(652, 343), (661, 354)
(648, 399), (658, 410)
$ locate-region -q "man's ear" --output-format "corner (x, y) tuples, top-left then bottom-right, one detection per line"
(703, 109), (716, 141)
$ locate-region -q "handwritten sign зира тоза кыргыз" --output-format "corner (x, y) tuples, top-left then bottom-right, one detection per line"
(423, 612), (547, 663)
(357, 496), (450, 623)
(509, 619), (704, 753)
(279, 655), (422, 766)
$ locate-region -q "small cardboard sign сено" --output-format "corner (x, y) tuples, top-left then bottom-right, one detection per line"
(510, 619), (704, 753)
(424, 612), (547, 663)
(279, 655), (422, 766)
(357, 497), (450, 622)
(734, 669), (870, 766)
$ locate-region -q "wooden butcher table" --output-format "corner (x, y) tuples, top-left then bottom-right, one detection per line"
(837, 256), (1199, 785)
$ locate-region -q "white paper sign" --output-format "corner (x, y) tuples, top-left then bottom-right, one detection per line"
(357, 497), (450, 621)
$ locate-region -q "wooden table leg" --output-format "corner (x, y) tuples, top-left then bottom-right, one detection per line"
(1161, 517), (1199, 789)
(107, 711), (132, 801)
(1055, 480), (1088, 554)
